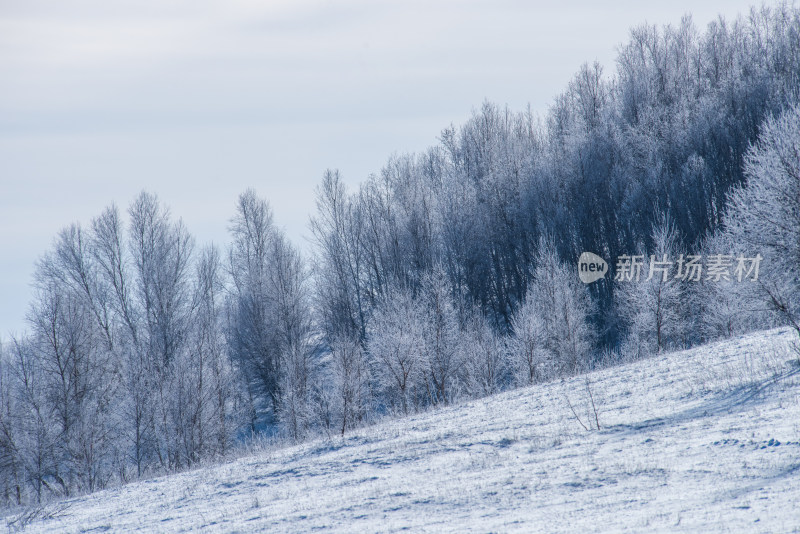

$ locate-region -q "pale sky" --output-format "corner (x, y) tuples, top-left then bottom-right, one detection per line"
(0, 0), (763, 336)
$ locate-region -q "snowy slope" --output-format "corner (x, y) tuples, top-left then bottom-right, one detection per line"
(6, 328), (800, 533)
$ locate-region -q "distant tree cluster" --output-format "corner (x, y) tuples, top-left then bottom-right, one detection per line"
(1, 3), (799, 507)
(0, 194), (247, 504)
(311, 5), (800, 348)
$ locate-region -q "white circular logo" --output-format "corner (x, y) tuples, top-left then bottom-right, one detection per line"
(578, 252), (607, 284)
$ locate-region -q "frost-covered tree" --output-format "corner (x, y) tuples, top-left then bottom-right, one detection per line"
(463, 314), (506, 397)
(197, 246), (245, 456)
(310, 171), (370, 344)
(616, 219), (687, 356)
(170, 246), (244, 463)
(29, 224), (122, 494)
(526, 241), (595, 375)
(228, 190), (281, 423)
(720, 103), (800, 337)
(129, 192), (195, 371)
(509, 291), (548, 385)
(420, 267), (464, 405)
(228, 189), (316, 438)
(0, 338), (23, 505)
(270, 231), (317, 441)
(89, 204), (154, 478)
(6, 336), (60, 503)
(128, 192), (196, 471)
(694, 232), (776, 341)
(317, 336), (371, 436)
(367, 287), (428, 415)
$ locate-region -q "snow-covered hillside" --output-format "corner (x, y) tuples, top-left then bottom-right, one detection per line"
(6, 328), (800, 533)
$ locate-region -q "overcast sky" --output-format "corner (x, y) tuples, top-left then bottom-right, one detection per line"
(0, 0), (763, 336)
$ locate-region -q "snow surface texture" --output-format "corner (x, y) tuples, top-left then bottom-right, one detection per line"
(6, 328), (800, 533)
